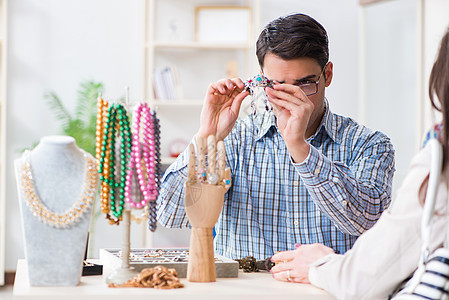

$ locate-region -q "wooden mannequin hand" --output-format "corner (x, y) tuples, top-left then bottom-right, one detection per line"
(184, 135), (231, 228)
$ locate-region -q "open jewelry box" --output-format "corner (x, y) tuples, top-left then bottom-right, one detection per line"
(100, 248), (239, 278)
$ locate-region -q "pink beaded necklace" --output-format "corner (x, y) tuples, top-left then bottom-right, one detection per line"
(124, 103), (158, 209)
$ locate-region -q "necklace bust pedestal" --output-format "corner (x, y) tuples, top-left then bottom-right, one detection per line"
(15, 136), (98, 286)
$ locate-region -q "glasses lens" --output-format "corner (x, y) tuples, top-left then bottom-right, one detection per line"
(299, 83), (316, 96)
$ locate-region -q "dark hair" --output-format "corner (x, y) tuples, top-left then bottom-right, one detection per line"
(256, 13), (329, 69)
(428, 28), (449, 170)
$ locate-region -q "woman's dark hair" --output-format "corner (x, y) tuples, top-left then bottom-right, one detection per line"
(256, 13), (329, 69)
(428, 28), (449, 170)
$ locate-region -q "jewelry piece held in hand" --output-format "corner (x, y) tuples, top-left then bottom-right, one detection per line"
(244, 74), (274, 115)
(244, 74), (274, 93)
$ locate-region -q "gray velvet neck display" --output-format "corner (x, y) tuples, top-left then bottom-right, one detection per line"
(15, 136), (98, 286)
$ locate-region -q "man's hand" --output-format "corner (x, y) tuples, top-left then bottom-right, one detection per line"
(266, 84), (313, 163)
(197, 78), (249, 141)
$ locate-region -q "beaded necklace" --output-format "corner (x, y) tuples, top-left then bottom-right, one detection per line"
(20, 150), (98, 229)
(96, 98), (161, 229)
(125, 103), (158, 208)
(96, 97), (113, 222)
(98, 103), (132, 225)
(148, 109), (161, 232)
(123, 103), (161, 231)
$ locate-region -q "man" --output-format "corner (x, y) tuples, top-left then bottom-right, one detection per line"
(157, 13), (395, 260)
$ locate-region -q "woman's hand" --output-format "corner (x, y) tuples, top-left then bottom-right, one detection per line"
(197, 78), (249, 141)
(270, 243), (334, 283)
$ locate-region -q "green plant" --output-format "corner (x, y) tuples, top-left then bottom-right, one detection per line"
(45, 80), (104, 156)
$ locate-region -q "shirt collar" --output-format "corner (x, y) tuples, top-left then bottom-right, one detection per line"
(255, 98), (340, 144)
(255, 111), (277, 141)
(312, 98), (340, 144)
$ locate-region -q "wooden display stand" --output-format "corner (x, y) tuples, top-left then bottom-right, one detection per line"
(184, 136), (231, 282)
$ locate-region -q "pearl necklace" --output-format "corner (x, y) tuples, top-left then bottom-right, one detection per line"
(96, 97), (113, 222)
(20, 150), (98, 229)
(96, 99), (161, 229)
(124, 103), (161, 231)
(125, 103), (157, 209)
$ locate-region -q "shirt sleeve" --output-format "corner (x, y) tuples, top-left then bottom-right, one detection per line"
(294, 134), (395, 235)
(308, 145), (447, 300)
(156, 138), (193, 228)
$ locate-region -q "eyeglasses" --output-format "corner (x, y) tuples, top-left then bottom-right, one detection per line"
(294, 63), (328, 96)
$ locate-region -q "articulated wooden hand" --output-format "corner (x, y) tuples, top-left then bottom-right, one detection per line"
(184, 135), (231, 227)
(184, 135), (231, 282)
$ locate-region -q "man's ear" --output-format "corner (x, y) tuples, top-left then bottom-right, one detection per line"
(324, 62), (333, 87)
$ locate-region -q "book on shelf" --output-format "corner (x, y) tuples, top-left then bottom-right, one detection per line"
(153, 66), (183, 101)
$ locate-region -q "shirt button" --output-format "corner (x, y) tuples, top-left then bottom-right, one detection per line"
(342, 200), (347, 206)
(160, 188), (165, 194)
(314, 168), (320, 174)
(293, 181), (299, 186)
(294, 221), (299, 226)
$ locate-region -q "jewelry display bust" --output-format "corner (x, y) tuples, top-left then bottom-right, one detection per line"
(15, 136), (98, 286)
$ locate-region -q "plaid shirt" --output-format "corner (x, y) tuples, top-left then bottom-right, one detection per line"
(157, 101), (395, 259)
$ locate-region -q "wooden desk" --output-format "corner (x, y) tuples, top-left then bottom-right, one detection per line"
(13, 259), (334, 299)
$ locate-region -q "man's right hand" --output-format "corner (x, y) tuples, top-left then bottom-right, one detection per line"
(197, 78), (249, 141)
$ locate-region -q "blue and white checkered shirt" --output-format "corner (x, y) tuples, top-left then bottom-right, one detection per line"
(157, 101), (395, 259)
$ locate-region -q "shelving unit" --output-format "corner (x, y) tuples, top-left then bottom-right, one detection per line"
(143, 0), (260, 166)
(0, 0), (7, 286)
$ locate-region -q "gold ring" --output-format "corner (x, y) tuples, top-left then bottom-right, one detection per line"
(286, 270), (291, 282)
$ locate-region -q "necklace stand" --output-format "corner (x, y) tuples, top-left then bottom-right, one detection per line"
(105, 210), (138, 284)
(15, 135), (98, 286)
(97, 90), (160, 284)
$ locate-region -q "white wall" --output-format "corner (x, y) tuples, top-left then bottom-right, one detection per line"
(5, 0), (145, 271)
(259, 0), (360, 119)
(4, 0), (360, 271)
(361, 0), (420, 199)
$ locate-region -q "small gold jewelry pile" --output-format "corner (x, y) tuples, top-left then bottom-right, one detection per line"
(108, 265), (184, 289)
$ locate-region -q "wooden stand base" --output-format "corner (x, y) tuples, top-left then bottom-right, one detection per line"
(187, 227), (215, 282)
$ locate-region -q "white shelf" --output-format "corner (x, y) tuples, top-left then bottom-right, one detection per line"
(149, 41), (252, 50)
(150, 99), (203, 107)
(143, 0), (259, 163)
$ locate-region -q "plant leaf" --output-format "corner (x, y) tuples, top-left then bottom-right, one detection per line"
(44, 91), (73, 128)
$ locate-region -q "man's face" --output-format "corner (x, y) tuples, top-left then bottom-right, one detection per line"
(262, 53), (333, 132)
